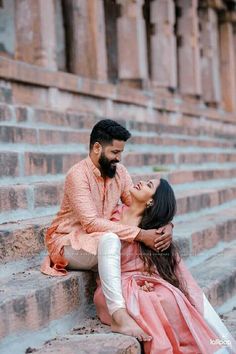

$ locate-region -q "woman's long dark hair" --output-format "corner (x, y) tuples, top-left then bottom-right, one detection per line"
(139, 178), (190, 300)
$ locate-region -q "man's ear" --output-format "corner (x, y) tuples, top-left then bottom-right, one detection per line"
(93, 142), (102, 155)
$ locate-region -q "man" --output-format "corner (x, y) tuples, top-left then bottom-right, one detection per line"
(41, 119), (173, 341)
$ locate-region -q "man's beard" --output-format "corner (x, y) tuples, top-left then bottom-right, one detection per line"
(99, 152), (117, 178)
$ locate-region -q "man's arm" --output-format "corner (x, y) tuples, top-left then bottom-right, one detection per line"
(65, 169), (140, 242)
(120, 166), (133, 207)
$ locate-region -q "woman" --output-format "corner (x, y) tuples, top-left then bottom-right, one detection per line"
(94, 178), (236, 354)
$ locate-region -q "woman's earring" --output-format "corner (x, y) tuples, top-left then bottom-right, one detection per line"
(146, 200), (154, 208)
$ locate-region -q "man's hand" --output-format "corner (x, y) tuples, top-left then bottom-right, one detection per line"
(135, 223), (173, 252)
(135, 229), (163, 251)
(155, 223), (173, 251)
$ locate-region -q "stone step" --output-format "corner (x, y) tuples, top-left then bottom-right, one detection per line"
(0, 263), (96, 349)
(1, 149), (236, 179)
(190, 244), (236, 308)
(1, 195), (236, 265)
(29, 302), (236, 354)
(33, 333), (140, 354)
(0, 242), (235, 354)
(1, 174), (236, 224)
(0, 122), (234, 149)
(1, 101), (236, 143)
(1, 166), (236, 218)
(0, 216), (51, 263)
(175, 202), (236, 260)
(143, 166), (236, 185)
(217, 293), (236, 340)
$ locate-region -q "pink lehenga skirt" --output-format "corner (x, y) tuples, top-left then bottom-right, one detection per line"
(94, 241), (236, 354)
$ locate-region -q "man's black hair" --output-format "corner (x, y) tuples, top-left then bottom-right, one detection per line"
(89, 119), (131, 150)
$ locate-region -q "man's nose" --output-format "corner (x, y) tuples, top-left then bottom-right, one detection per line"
(115, 154), (121, 162)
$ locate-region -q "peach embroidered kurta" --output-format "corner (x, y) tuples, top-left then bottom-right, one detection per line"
(94, 205), (236, 354)
(40, 156), (140, 276)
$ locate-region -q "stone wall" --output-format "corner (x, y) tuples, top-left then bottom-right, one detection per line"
(1, 0), (236, 114)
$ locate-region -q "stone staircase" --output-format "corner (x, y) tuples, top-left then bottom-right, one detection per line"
(0, 68), (236, 353)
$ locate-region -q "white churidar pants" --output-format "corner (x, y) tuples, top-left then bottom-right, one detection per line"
(64, 232), (126, 316)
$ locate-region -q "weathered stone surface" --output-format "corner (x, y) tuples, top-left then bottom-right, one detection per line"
(62, 0), (107, 80)
(150, 0), (177, 89)
(176, 185), (236, 215)
(14, 0), (57, 70)
(34, 333), (141, 354)
(1, 57), (236, 125)
(220, 307), (236, 340)
(117, 0), (148, 86)
(0, 217), (49, 262)
(219, 19), (236, 112)
(0, 125), (37, 143)
(176, 0), (202, 95)
(0, 269), (96, 339)
(0, 185), (28, 213)
(0, 102), (14, 121)
(24, 152), (86, 176)
(0, 151), (19, 177)
(199, 6), (221, 105)
(191, 246), (236, 307)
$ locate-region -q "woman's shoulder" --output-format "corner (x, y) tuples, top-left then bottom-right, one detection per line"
(110, 204), (128, 221)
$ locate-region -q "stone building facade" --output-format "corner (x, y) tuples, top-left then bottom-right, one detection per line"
(1, 0), (236, 113)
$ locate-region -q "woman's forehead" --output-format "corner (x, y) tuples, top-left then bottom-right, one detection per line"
(150, 178), (160, 189)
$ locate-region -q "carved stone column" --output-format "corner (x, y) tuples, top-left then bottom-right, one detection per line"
(63, 0), (108, 80)
(198, 5), (221, 105)
(176, 0), (202, 96)
(15, 0), (57, 70)
(219, 11), (236, 112)
(150, 0), (177, 90)
(117, 0), (148, 87)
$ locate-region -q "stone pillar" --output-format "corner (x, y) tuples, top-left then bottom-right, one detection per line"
(219, 13), (236, 112)
(104, 0), (118, 83)
(150, 0), (177, 90)
(62, 0), (107, 80)
(14, 0), (57, 70)
(198, 5), (221, 105)
(117, 0), (148, 87)
(233, 24), (236, 105)
(176, 0), (202, 96)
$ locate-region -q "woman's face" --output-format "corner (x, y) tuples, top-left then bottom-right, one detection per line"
(130, 179), (160, 204)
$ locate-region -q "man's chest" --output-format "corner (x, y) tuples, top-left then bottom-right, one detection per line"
(90, 178), (123, 216)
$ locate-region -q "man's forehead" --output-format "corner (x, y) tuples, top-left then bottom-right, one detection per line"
(108, 140), (125, 149)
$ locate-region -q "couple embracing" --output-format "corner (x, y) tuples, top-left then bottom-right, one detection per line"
(41, 119), (235, 354)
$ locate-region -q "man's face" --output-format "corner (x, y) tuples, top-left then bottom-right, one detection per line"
(98, 140), (125, 178)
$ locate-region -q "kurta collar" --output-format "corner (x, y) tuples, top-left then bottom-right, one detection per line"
(85, 155), (114, 185)
(86, 155), (102, 178)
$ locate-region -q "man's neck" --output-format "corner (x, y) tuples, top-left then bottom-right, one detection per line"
(89, 153), (100, 170)
(89, 153), (107, 180)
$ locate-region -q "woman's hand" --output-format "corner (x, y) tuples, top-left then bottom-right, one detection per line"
(155, 223), (173, 251)
(140, 281), (155, 292)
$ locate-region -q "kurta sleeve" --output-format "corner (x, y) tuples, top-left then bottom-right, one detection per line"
(65, 168), (140, 242)
(120, 165), (133, 206)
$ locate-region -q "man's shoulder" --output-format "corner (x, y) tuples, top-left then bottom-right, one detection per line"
(66, 158), (87, 178)
(116, 163), (129, 175)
